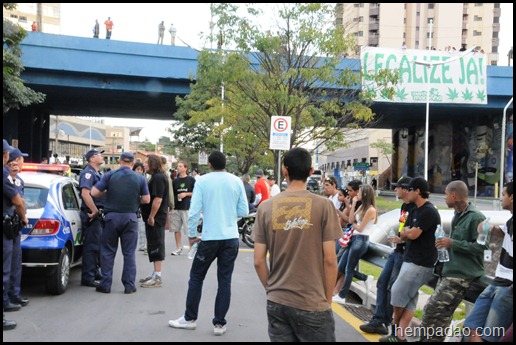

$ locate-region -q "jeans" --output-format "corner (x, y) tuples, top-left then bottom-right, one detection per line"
(463, 284), (513, 342)
(266, 300), (336, 342)
(373, 251), (403, 325)
(337, 235), (370, 298)
(184, 238), (239, 326)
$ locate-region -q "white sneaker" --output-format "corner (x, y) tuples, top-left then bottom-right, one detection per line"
(140, 275), (162, 288)
(214, 324), (226, 336)
(332, 295), (346, 305)
(171, 247), (183, 256)
(168, 316), (197, 330)
(139, 274), (153, 283)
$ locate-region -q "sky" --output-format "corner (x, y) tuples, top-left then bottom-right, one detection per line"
(60, 3), (513, 143)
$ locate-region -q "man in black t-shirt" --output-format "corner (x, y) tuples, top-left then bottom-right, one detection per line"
(381, 177), (441, 342)
(140, 154), (169, 288)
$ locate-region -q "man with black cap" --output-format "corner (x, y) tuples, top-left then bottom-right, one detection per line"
(79, 148), (106, 287)
(254, 169), (270, 207)
(91, 152), (150, 294)
(360, 176), (414, 335)
(3, 139), (26, 330)
(380, 177), (441, 342)
(267, 175), (280, 197)
(4, 147), (30, 312)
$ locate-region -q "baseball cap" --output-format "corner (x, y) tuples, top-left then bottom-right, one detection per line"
(3, 139), (10, 152)
(255, 169), (264, 177)
(392, 176), (412, 189)
(408, 177), (429, 193)
(8, 147), (29, 163)
(85, 149), (104, 161)
(267, 175), (276, 180)
(120, 152), (134, 162)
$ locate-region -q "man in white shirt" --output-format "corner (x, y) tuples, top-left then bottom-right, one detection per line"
(323, 176), (341, 210)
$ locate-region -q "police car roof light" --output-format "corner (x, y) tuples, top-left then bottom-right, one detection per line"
(22, 163), (70, 174)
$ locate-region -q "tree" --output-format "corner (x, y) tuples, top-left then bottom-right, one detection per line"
(3, 3), (45, 114)
(173, 3), (398, 176)
(370, 138), (395, 167)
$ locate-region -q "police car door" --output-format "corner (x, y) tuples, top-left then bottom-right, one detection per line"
(61, 181), (82, 246)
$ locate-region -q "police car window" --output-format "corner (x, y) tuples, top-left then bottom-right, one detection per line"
(62, 183), (79, 210)
(23, 187), (48, 209)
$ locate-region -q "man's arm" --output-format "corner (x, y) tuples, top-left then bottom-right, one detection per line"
(147, 197), (162, 227)
(401, 226), (423, 240)
(81, 188), (99, 218)
(253, 242), (269, 289)
(11, 193), (28, 225)
(323, 240), (338, 303)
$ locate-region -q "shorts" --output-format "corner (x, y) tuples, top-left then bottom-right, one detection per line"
(145, 223), (165, 262)
(391, 262), (434, 311)
(170, 210), (188, 235)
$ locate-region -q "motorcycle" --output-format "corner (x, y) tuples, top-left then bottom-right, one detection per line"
(195, 212), (256, 249)
(237, 212), (256, 248)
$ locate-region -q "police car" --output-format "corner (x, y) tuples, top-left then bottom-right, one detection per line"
(19, 164), (83, 295)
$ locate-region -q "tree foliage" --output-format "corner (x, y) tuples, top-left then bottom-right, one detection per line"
(370, 138), (395, 166)
(172, 3), (399, 175)
(3, 3), (45, 114)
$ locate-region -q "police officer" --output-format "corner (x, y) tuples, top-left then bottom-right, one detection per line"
(3, 139), (27, 330)
(6, 148), (30, 309)
(91, 152), (150, 294)
(79, 149), (106, 287)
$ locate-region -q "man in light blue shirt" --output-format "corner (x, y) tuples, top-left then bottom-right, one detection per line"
(168, 150), (248, 336)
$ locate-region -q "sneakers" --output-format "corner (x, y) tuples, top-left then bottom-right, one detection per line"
(214, 324), (226, 336)
(140, 275), (162, 288)
(171, 247), (183, 256)
(360, 320), (389, 335)
(331, 294), (346, 305)
(379, 335), (407, 342)
(168, 316), (197, 330)
(139, 274), (154, 283)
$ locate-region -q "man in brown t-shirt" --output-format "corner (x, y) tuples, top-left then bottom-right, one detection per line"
(253, 147), (342, 342)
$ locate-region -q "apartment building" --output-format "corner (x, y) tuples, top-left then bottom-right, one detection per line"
(336, 3), (501, 65)
(3, 3), (61, 34)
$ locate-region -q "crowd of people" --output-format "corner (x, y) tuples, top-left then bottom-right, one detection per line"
(3, 140), (513, 342)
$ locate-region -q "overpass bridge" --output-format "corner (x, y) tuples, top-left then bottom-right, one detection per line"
(3, 32), (513, 162)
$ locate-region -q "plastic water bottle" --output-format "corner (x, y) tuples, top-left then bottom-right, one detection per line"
(187, 242), (199, 260)
(476, 217), (491, 245)
(387, 228), (397, 249)
(435, 225), (450, 262)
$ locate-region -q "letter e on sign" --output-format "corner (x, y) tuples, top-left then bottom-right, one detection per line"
(270, 116), (291, 150)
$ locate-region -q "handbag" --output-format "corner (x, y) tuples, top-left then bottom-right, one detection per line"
(338, 225), (354, 248)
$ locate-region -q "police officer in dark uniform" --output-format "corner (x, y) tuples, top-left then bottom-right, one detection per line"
(6, 148), (30, 309)
(79, 149), (106, 287)
(91, 152), (150, 294)
(3, 139), (27, 330)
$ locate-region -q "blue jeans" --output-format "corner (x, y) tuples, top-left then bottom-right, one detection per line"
(266, 300), (336, 342)
(337, 235), (369, 298)
(373, 251), (403, 325)
(464, 284), (513, 342)
(184, 238), (239, 326)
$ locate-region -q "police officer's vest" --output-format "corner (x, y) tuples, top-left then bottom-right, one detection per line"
(104, 169), (141, 214)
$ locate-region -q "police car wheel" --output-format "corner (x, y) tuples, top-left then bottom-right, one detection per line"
(45, 246), (71, 295)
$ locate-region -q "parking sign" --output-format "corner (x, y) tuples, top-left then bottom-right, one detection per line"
(269, 116), (291, 150)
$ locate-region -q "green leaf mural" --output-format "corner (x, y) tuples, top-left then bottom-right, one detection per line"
(446, 88), (459, 101)
(462, 89), (474, 101)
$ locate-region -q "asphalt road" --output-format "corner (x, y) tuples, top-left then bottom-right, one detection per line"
(4, 233), (375, 342)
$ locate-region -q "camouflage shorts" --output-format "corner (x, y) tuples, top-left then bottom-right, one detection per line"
(419, 277), (472, 342)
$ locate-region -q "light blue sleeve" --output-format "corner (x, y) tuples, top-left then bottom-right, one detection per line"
(188, 180), (203, 238)
(237, 180), (249, 217)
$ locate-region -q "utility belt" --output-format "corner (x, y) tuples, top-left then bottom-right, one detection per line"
(81, 206), (105, 226)
(3, 213), (22, 240)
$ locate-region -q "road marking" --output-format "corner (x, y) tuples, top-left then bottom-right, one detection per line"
(331, 302), (383, 342)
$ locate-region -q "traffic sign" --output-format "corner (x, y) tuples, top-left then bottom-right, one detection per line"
(269, 116), (291, 150)
(198, 151), (207, 165)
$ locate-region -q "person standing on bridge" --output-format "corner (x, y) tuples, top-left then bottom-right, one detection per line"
(169, 23), (176, 46)
(253, 147), (342, 342)
(104, 17), (113, 39)
(419, 180), (486, 342)
(157, 21), (165, 44)
(93, 19), (99, 38)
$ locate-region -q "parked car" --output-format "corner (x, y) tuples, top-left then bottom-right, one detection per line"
(19, 167), (83, 295)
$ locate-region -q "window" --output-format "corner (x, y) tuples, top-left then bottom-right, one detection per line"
(24, 187), (49, 210)
(428, 3), (435, 9)
(62, 184), (79, 210)
(473, 30), (482, 36)
(428, 18), (434, 24)
(474, 15), (482, 21)
(474, 3), (483, 7)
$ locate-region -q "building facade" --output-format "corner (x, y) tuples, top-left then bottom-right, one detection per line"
(4, 3), (61, 34)
(336, 3), (501, 65)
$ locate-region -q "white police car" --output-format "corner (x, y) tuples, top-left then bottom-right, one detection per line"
(19, 164), (83, 295)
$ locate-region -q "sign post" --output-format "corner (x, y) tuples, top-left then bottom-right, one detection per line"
(270, 116), (291, 185)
